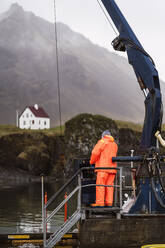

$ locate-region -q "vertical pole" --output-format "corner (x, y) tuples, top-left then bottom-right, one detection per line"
(119, 167), (123, 216)
(16, 110), (19, 127)
(77, 173), (81, 211)
(45, 192), (48, 232)
(114, 174), (118, 207)
(41, 175), (44, 232)
(43, 204), (47, 248)
(131, 150), (136, 198)
(130, 150), (134, 169)
(64, 192), (67, 222)
(42, 175), (46, 247)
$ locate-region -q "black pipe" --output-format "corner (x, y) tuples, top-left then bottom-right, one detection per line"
(112, 156), (143, 162)
(112, 155), (165, 163)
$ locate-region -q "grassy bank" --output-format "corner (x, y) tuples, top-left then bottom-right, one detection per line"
(0, 125), (65, 137)
(0, 121), (143, 137)
(116, 121), (165, 132)
(115, 120), (142, 132)
(1, 119), (165, 137)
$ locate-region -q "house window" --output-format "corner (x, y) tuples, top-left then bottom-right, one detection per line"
(23, 121), (26, 125)
(23, 115), (24, 118)
(39, 120), (41, 125)
(26, 113), (29, 118)
(32, 120), (35, 124)
(44, 121), (46, 125)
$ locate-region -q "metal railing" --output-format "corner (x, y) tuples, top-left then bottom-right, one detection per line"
(42, 166), (123, 248)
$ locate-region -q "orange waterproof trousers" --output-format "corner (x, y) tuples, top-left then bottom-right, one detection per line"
(95, 171), (116, 205)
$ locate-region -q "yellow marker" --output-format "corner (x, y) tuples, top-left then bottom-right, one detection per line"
(8, 235), (30, 239)
(12, 240), (43, 244)
(142, 245), (165, 248)
(63, 234), (72, 238)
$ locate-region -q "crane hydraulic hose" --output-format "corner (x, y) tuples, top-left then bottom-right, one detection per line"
(155, 162), (165, 197)
(155, 131), (165, 147)
(151, 177), (165, 209)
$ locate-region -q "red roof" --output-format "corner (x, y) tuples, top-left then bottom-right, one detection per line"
(29, 106), (49, 118)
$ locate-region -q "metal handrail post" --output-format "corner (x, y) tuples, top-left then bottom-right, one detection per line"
(41, 175), (47, 247)
(77, 172), (82, 211)
(114, 172), (117, 207)
(119, 167), (123, 213)
(43, 203), (47, 247)
(130, 150), (134, 168)
(41, 175), (44, 232)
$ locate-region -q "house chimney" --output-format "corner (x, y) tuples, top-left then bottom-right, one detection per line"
(34, 104), (38, 110)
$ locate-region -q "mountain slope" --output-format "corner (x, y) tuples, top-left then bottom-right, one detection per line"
(0, 3), (164, 125)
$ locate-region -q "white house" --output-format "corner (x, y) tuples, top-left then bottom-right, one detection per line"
(19, 104), (50, 129)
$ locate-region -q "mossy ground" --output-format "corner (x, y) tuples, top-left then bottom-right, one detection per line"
(0, 125), (65, 137)
(115, 120), (142, 132)
(0, 119), (159, 137)
(0, 119), (154, 137)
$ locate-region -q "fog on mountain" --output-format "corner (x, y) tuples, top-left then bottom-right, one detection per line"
(0, 3), (164, 126)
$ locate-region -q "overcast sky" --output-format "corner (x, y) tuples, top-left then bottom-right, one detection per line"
(1, 0), (165, 83)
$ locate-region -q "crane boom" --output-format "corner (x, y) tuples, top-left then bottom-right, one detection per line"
(100, 0), (163, 149)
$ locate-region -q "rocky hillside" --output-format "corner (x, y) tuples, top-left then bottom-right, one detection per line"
(0, 131), (65, 178)
(0, 114), (142, 179)
(0, 3), (164, 125)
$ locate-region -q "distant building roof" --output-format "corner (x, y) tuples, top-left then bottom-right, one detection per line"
(29, 105), (49, 118)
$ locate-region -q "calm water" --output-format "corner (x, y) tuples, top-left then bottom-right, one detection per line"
(0, 178), (68, 248)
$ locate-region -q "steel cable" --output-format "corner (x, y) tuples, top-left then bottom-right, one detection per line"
(53, 0), (62, 135)
(96, 0), (118, 36)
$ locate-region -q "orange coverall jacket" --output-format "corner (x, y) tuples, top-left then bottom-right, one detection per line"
(90, 135), (118, 173)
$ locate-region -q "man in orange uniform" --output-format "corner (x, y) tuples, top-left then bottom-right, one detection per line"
(90, 130), (118, 207)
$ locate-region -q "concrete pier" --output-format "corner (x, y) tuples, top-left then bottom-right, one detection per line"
(79, 216), (165, 248)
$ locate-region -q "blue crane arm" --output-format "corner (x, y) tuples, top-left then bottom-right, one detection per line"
(100, 0), (163, 149)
